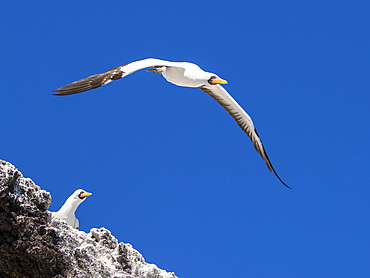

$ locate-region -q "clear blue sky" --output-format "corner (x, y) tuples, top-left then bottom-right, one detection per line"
(1, 1), (370, 277)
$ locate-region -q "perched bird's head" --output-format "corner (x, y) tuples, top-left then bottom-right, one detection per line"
(207, 73), (228, 85)
(70, 189), (92, 204)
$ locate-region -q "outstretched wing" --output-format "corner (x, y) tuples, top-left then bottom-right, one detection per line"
(199, 84), (290, 189)
(53, 58), (176, 95)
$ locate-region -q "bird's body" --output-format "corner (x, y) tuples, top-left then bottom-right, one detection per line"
(54, 58), (290, 188)
(54, 189), (92, 229)
(163, 62), (209, 87)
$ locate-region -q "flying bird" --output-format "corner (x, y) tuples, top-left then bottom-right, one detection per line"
(54, 58), (290, 188)
(54, 189), (92, 229)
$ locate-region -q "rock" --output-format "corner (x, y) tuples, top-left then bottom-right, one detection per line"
(0, 160), (178, 278)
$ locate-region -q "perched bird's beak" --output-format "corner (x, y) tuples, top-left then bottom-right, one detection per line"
(212, 77), (228, 85)
(80, 191), (92, 198)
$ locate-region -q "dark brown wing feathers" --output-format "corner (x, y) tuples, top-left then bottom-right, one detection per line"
(53, 65), (126, 95)
(199, 85), (290, 189)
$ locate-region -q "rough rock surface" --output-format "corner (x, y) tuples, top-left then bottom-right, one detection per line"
(0, 160), (178, 278)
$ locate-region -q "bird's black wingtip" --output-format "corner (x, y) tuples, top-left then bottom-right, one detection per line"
(283, 182), (292, 189)
(52, 88), (82, 96)
(52, 93), (66, 96)
(272, 168), (291, 189)
(270, 167), (292, 189)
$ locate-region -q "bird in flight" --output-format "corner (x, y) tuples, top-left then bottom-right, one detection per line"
(54, 58), (290, 188)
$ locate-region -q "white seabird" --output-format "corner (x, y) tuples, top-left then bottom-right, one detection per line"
(54, 189), (92, 229)
(54, 58), (290, 188)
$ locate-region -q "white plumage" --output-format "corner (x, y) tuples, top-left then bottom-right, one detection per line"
(54, 58), (289, 188)
(54, 189), (92, 229)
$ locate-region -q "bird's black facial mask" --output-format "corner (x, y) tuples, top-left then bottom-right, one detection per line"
(78, 192), (86, 199)
(208, 76), (217, 85)
(208, 76), (228, 85)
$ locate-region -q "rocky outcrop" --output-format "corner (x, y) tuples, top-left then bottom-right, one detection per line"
(0, 160), (178, 278)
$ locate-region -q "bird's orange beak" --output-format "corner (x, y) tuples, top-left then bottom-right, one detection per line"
(80, 191), (92, 198)
(212, 77), (228, 85)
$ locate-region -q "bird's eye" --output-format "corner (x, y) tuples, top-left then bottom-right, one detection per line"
(208, 76), (217, 85)
(78, 192), (84, 199)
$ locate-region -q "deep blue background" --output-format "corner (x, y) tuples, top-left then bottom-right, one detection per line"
(1, 1), (370, 277)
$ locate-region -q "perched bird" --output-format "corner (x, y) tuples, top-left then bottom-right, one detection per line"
(54, 58), (290, 188)
(54, 189), (92, 229)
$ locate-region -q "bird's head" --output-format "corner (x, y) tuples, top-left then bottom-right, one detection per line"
(71, 189), (92, 203)
(207, 74), (228, 85)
